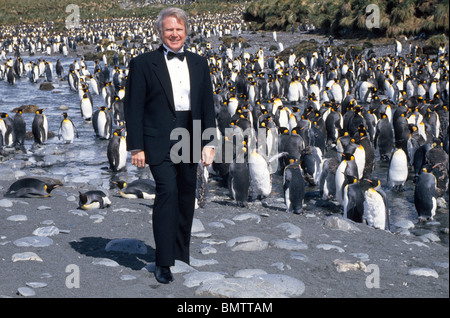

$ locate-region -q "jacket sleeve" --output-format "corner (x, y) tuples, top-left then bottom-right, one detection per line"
(124, 57), (147, 152)
(200, 57), (217, 148)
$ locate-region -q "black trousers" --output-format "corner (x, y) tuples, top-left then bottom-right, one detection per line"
(149, 111), (197, 267)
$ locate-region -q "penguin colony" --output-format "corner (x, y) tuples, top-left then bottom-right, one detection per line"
(0, 11), (448, 229)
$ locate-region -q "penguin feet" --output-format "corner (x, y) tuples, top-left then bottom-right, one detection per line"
(392, 185), (405, 192)
(418, 215), (433, 223)
(293, 208), (304, 215)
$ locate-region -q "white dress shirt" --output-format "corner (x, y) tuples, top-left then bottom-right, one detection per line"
(163, 44), (191, 111)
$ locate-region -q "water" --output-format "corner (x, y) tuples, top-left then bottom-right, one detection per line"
(1, 46), (448, 248)
(0, 54), (145, 190)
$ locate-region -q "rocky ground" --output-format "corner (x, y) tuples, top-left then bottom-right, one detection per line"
(0, 30), (448, 305)
(0, 169), (448, 300)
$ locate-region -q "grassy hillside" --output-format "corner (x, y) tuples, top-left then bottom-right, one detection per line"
(0, 0), (244, 26)
(244, 0), (449, 38)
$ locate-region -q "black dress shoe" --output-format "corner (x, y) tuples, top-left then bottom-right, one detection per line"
(155, 265), (174, 284)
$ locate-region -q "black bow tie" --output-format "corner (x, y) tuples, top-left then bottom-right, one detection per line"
(167, 51), (185, 61)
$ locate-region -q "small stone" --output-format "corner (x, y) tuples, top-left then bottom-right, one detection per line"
(270, 239), (308, 251)
(39, 82), (55, 90)
(350, 253), (370, 262)
(333, 259), (367, 272)
(26, 282), (47, 288)
(183, 271), (225, 288)
(120, 275), (137, 281)
(290, 252), (308, 262)
(207, 222), (225, 228)
(316, 244), (345, 253)
(13, 236), (53, 247)
(17, 287), (35, 297)
(233, 213), (261, 224)
(408, 268), (439, 278)
(226, 236), (268, 251)
(324, 216), (361, 232)
(276, 222), (302, 239)
(12, 252), (43, 262)
(32, 226), (60, 237)
(234, 269), (267, 278)
(90, 215), (104, 223)
(202, 238), (226, 245)
(200, 245), (217, 255)
(92, 258), (120, 267)
(0, 199), (13, 208)
(395, 220), (415, 230)
(7, 215), (27, 222)
(37, 206), (51, 210)
(189, 256), (218, 267)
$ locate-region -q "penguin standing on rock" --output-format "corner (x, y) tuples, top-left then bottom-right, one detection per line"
(363, 178), (390, 230)
(283, 159), (305, 214)
(107, 128), (127, 172)
(388, 148), (408, 192)
(58, 112), (78, 144)
(414, 167), (438, 221)
(79, 190), (111, 210)
(32, 108), (48, 147)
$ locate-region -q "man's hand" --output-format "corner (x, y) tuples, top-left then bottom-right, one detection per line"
(201, 146), (215, 167)
(131, 150), (146, 168)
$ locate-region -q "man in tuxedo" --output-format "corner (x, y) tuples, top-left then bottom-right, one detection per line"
(124, 7), (216, 284)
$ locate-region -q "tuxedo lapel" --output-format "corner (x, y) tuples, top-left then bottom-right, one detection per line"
(152, 46), (176, 116)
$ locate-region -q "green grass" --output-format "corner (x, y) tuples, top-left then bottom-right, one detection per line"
(0, 0), (246, 26)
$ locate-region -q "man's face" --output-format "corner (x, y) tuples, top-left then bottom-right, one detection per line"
(160, 15), (186, 53)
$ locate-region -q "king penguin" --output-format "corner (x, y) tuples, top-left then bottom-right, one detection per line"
(107, 128), (127, 172)
(13, 108), (26, 152)
(374, 113), (394, 161)
(343, 175), (364, 223)
(32, 108), (48, 146)
(387, 148), (408, 192)
(5, 177), (62, 198)
(248, 149), (272, 200)
(0, 112), (15, 147)
(228, 145), (250, 207)
(80, 93), (93, 121)
(414, 166), (438, 221)
(319, 157), (339, 200)
(283, 159), (305, 214)
(58, 112), (78, 144)
(113, 179), (156, 200)
(93, 106), (112, 139)
(363, 178), (390, 230)
(335, 152), (359, 205)
(79, 190), (111, 210)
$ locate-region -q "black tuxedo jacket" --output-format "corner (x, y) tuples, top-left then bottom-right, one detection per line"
(124, 45), (216, 165)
